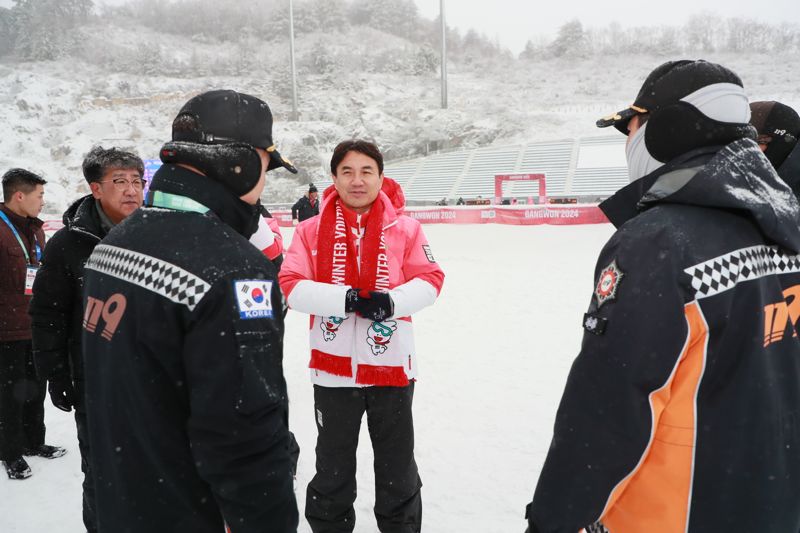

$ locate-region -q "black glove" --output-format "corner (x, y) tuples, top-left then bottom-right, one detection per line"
(48, 376), (75, 412)
(256, 200), (271, 218)
(345, 288), (362, 314)
(345, 289), (394, 321)
(359, 291), (395, 322)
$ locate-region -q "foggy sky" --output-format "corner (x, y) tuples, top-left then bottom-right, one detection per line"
(415, 0), (800, 54)
(1, 0), (799, 55)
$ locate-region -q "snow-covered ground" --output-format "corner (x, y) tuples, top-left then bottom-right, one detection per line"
(1, 222), (616, 532)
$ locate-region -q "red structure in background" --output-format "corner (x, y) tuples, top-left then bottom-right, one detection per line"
(494, 173), (546, 204)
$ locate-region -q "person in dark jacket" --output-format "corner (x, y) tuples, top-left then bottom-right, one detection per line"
(750, 100), (800, 199)
(291, 183), (319, 224)
(81, 89), (299, 533)
(0, 168), (66, 480)
(29, 146), (144, 532)
(525, 60), (800, 533)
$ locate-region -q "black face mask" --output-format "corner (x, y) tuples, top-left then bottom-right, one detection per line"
(777, 142), (800, 201)
(765, 134), (799, 170)
(243, 200), (262, 239)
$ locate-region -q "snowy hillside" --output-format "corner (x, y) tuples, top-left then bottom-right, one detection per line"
(1, 26), (798, 212)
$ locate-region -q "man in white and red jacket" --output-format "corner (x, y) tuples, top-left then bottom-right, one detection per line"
(250, 204), (284, 269)
(280, 139), (444, 533)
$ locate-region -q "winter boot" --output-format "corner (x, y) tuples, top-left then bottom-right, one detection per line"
(3, 457), (32, 480)
(24, 444), (67, 459)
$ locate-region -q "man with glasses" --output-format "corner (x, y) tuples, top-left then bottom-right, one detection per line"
(750, 101), (800, 200)
(29, 145), (144, 533)
(525, 60), (800, 532)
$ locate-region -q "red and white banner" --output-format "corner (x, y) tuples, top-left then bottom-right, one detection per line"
(43, 220), (65, 234)
(399, 205), (608, 226)
(272, 206), (607, 226)
(43, 205), (608, 236)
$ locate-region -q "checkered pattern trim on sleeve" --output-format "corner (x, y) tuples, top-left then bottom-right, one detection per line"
(684, 245), (800, 299)
(85, 244), (211, 310)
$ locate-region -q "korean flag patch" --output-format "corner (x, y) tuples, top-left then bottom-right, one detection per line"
(234, 280), (273, 319)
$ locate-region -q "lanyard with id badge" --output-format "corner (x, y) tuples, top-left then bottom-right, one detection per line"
(0, 210), (42, 295)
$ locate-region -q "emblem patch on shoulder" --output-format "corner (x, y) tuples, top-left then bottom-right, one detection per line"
(583, 313), (608, 335)
(595, 260), (624, 307)
(422, 244), (436, 263)
(234, 280), (273, 319)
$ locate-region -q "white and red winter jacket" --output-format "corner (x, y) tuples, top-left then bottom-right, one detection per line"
(249, 214), (283, 261)
(279, 179), (444, 387)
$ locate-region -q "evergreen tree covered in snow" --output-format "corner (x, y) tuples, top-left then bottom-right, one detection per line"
(10, 0), (93, 60)
(0, 8), (13, 56)
(349, 0), (419, 40)
(549, 19), (587, 58)
(308, 0), (350, 33)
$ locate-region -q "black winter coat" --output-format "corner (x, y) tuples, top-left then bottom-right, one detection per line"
(528, 140), (800, 533)
(291, 195), (318, 222)
(30, 195), (105, 386)
(81, 165), (297, 533)
(777, 140), (800, 200)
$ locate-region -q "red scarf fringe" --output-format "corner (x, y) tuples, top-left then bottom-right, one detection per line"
(355, 364), (409, 387)
(310, 350), (353, 377)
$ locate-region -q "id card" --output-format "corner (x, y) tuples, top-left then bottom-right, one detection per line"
(25, 266), (38, 296)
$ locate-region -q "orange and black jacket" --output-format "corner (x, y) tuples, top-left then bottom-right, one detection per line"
(527, 139), (800, 533)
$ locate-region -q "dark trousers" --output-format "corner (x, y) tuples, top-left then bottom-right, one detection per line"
(0, 340), (45, 461)
(74, 380), (98, 533)
(306, 383), (421, 533)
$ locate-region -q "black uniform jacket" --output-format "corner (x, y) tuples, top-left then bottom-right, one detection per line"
(290, 195), (318, 222)
(528, 139), (800, 533)
(777, 140), (800, 200)
(30, 195), (104, 386)
(81, 165), (297, 533)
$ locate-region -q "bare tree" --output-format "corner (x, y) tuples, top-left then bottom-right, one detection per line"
(686, 13), (721, 53)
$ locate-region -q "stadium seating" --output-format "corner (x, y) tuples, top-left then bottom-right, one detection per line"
(383, 135), (628, 203)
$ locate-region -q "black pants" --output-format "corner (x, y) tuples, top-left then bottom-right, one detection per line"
(306, 383), (421, 533)
(74, 379), (98, 533)
(0, 340), (45, 461)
